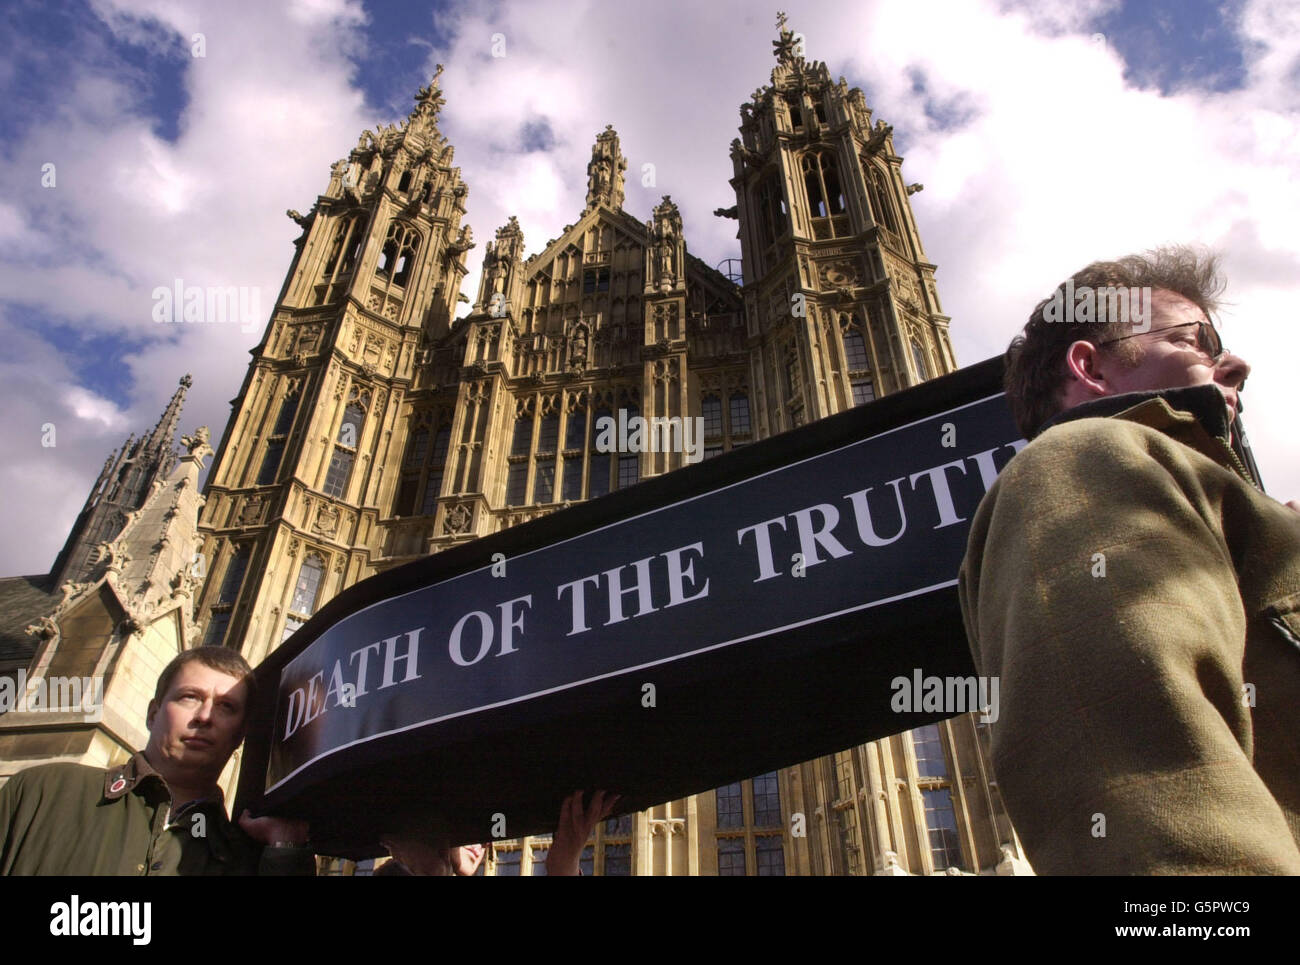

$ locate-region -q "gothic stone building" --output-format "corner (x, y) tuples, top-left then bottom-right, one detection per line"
(1, 21), (1028, 875)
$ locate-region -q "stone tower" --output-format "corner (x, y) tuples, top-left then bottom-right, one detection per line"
(726, 11), (956, 432)
(194, 68), (476, 668)
(703, 14), (1015, 878)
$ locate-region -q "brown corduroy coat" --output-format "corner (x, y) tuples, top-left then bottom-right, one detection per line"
(959, 385), (1300, 874)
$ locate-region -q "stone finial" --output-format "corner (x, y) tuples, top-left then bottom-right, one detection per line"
(584, 126), (627, 212)
(772, 15), (802, 65)
(411, 65), (446, 126)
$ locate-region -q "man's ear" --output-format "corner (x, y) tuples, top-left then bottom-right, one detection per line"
(145, 698), (158, 730)
(1064, 340), (1109, 398)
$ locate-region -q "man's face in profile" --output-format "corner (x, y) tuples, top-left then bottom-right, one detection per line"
(145, 662), (249, 784)
(1096, 289), (1250, 419)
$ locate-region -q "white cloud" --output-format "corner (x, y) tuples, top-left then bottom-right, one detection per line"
(0, 202), (27, 246)
(63, 386), (130, 430)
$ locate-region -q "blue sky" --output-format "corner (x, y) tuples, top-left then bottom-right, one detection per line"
(1, 0), (1297, 575)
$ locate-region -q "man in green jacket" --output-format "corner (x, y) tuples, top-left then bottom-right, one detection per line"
(959, 245), (1300, 874)
(0, 647), (313, 875)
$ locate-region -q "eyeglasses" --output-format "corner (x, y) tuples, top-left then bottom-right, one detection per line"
(1096, 320), (1225, 362)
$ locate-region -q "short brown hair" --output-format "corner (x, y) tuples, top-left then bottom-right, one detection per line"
(152, 647), (255, 705)
(1004, 245), (1225, 437)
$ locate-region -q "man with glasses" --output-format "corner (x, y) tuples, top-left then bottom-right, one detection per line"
(959, 245), (1300, 874)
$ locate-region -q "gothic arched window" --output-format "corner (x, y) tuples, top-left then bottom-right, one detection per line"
(561, 406), (587, 502)
(404, 426), (430, 468)
(323, 214), (365, 278)
(842, 321), (875, 406)
(422, 425), (451, 514)
(843, 329), (869, 370)
(505, 414), (533, 506)
(785, 93), (804, 131)
(323, 402), (365, 498)
(755, 174), (787, 249)
(377, 221), (420, 288)
(283, 552), (326, 642)
(701, 395), (723, 439)
(867, 168), (900, 235)
(588, 406), (613, 499)
(533, 412), (560, 504)
(729, 393), (752, 437)
(395, 423), (428, 516)
(911, 337), (931, 381)
(616, 405), (640, 490)
(396, 416), (451, 517)
(802, 152), (846, 220)
(315, 213), (366, 307)
(802, 154), (826, 218)
(821, 155), (845, 215)
(257, 389), (300, 485)
(202, 543), (251, 647)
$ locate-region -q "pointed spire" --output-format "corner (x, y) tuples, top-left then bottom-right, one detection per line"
(584, 125), (627, 213)
(140, 374), (192, 457)
(476, 217), (526, 315)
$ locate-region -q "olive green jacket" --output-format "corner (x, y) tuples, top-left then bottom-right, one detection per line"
(0, 752), (315, 875)
(959, 385), (1300, 874)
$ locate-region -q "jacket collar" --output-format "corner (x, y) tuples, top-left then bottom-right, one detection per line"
(1038, 383), (1261, 489)
(103, 751), (225, 812)
(1037, 383), (1234, 442)
(103, 752), (166, 802)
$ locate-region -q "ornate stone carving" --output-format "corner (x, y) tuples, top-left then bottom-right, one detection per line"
(238, 495), (265, 527)
(653, 357), (680, 383)
(647, 196), (683, 290)
(448, 224), (474, 255)
(820, 260), (861, 291)
(296, 324), (322, 356)
(866, 118), (893, 154)
(443, 503), (472, 535)
(313, 504), (340, 538)
(25, 616), (58, 641)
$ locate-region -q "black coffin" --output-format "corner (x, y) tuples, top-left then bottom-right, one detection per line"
(236, 356), (1021, 858)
